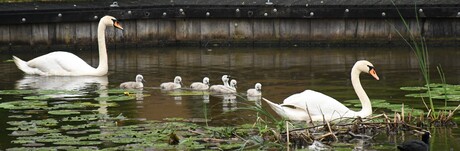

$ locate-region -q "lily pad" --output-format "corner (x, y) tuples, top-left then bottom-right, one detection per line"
(48, 110), (81, 115)
(9, 131), (37, 136)
(54, 140), (102, 146)
(7, 119), (59, 127)
(8, 115), (32, 119)
(62, 114), (104, 122)
(37, 89), (82, 95)
(23, 95), (52, 100)
(400, 86), (427, 91)
(97, 89), (140, 94)
(0, 100), (48, 110)
(94, 96), (135, 102)
(0, 90), (35, 95)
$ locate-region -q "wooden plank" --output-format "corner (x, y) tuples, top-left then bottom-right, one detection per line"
(253, 19), (277, 41)
(229, 19), (253, 41)
(117, 20), (136, 43)
(75, 22), (92, 45)
(157, 19), (176, 41)
(136, 19), (158, 44)
(31, 24), (48, 45)
(424, 19), (454, 38)
(176, 19), (201, 41)
(0, 25), (10, 44)
(279, 19), (311, 40)
(311, 19), (346, 40)
(9, 24), (32, 45)
(201, 19), (229, 40)
(55, 23), (75, 45)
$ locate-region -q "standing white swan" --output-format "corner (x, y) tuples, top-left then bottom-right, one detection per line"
(12, 15), (123, 76)
(263, 60), (379, 122)
(190, 77), (210, 90)
(120, 74), (145, 89)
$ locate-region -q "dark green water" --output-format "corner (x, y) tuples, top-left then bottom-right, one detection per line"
(0, 47), (459, 150)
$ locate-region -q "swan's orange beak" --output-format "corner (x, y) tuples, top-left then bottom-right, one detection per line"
(369, 69), (379, 80)
(114, 21), (123, 30)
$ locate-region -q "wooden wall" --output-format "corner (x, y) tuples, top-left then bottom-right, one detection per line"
(0, 18), (458, 50)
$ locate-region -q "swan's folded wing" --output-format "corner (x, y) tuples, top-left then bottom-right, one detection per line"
(27, 51), (95, 74)
(283, 90), (351, 118)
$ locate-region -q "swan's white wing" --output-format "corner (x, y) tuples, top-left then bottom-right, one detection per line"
(283, 90), (353, 120)
(27, 51), (95, 75)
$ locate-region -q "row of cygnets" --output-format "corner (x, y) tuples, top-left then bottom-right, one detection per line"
(119, 74), (262, 97)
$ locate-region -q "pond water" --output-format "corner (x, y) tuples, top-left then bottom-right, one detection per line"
(0, 46), (459, 150)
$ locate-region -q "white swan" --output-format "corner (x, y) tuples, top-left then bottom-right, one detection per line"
(209, 75), (230, 92)
(263, 60), (379, 122)
(12, 16), (123, 76)
(247, 83), (262, 97)
(160, 76), (182, 90)
(190, 77), (210, 90)
(120, 74), (145, 89)
(212, 79), (237, 94)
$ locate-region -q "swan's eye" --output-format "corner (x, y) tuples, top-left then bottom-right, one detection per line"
(367, 65), (374, 72)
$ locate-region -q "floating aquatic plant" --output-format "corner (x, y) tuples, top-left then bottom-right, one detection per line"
(8, 115), (32, 119)
(94, 95), (135, 102)
(0, 100), (48, 110)
(48, 110), (81, 115)
(0, 89), (35, 95)
(23, 95), (52, 100)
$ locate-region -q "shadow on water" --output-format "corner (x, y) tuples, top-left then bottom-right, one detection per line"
(0, 47), (459, 150)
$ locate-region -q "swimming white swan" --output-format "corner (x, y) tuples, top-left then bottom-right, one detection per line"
(263, 60), (379, 122)
(190, 77), (210, 90)
(12, 15), (123, 76)
(209, 75), (230, 92)
(160, 76), (182, 90)
(120, 74), (145, 89)
(247, 83), (262, 97)
(212, 79), (237, 94)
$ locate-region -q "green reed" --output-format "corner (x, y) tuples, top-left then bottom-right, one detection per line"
(389, 1), (436, 117)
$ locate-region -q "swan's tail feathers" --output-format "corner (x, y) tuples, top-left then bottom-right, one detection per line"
(12, 56), (44, 75)
(262, 98), (288, 119)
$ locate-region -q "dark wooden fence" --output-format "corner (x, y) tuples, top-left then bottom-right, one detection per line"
(0, 0), (459, 51)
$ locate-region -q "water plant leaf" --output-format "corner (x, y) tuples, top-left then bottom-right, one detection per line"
(37, 89), (82, 95)
(94, 96), (135, 102)
(53, 140), (102, 146)
(8, 115), (32, 119)
(0, 90), (35, 95)
(23, 95), (52, 100)
(96, 89), (140, 94)
(48, 110), (81, 115)
(0, 100), (48, 110)
(9, 131), (37, 136)
(400, 86), (427, 91)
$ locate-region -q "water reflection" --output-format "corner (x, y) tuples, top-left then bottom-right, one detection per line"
(214, 94), (238, 112)
(16, 75), (108, 91)
(15, 75), (110, 114)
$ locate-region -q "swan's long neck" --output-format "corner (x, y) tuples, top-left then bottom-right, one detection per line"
(351, 66), (372, 117)
(95, 21), (108, 76)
